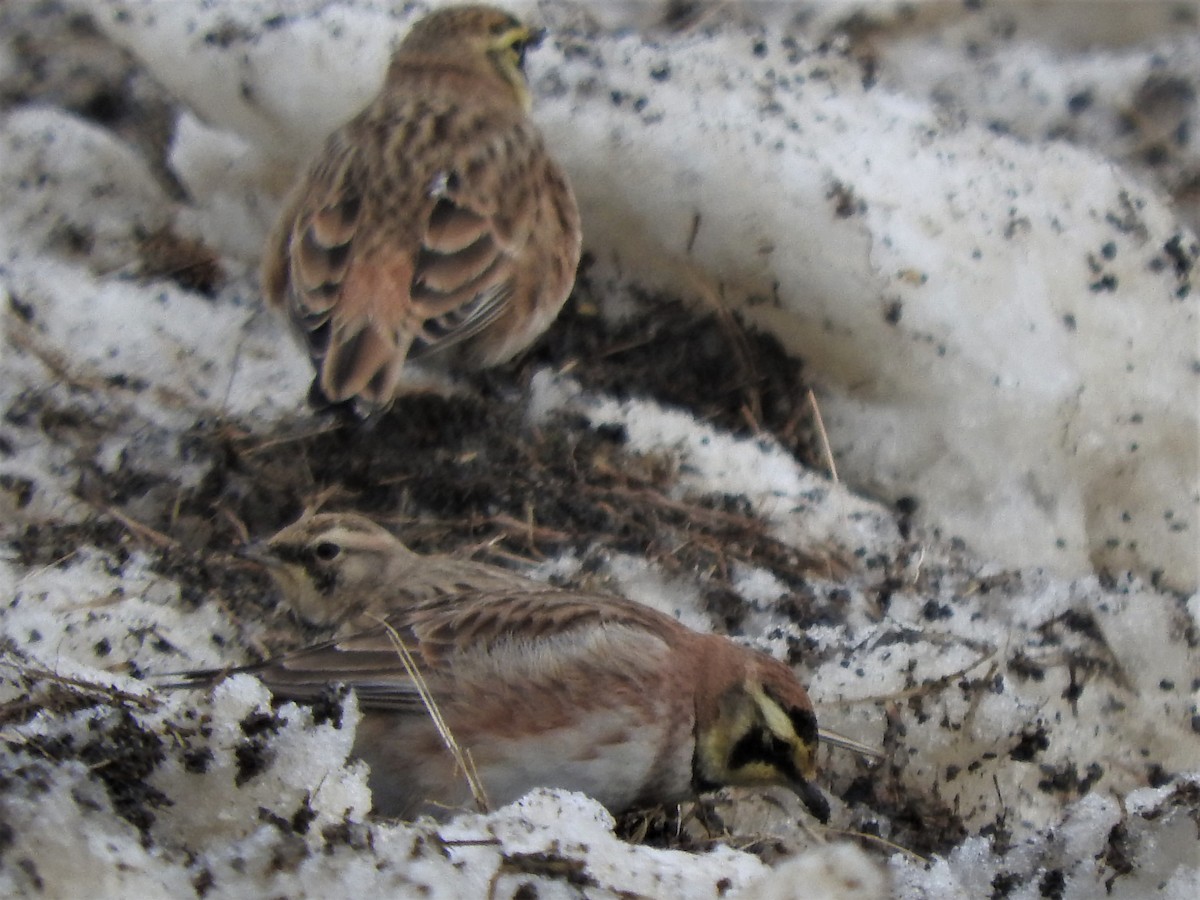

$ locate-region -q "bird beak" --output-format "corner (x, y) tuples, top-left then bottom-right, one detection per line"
(523, 26), (546, 50)
(233, 541), (278, 568)
(794, 777), (831, 824)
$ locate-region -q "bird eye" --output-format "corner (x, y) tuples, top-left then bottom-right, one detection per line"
(314, 541), (342, 561)
(510, 40), (528, 73)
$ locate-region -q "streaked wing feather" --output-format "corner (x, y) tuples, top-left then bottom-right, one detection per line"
(251, 637), (427, 712)
(288, 150), (364, 320)
(246, 590), (683, 710)
(405, 184), (519, 358)
(274, 93), (553, 404)
(425, 199), (489, 251)
(409, 282), (511, 359)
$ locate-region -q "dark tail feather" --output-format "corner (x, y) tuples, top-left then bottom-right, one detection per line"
(148, 664), (250, 691)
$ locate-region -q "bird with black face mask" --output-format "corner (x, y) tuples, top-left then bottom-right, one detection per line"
(173, 512), (879, 822)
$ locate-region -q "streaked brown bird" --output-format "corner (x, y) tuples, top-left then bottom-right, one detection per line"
(178, 512), (865, 822)
(262, 5), (581, 411)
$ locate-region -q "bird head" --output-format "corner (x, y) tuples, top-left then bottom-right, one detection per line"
(245, 513), (417, 626)
(392, 6), (545, 112)
(694, 650), (830, 823)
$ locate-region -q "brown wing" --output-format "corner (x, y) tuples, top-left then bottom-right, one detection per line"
(271, 98), (543, 406)
(230, 589), (686, 713)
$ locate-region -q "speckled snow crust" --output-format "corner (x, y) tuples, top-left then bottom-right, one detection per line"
(1, 2), (1198, 898)
(51, 0), (1200, 593)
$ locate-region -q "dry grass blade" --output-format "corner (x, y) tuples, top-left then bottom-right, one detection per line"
(824, 826), (929, 863)
(0, 657), (160, 728)
(826, 645), (997, 706)
(807, 388), (839, 484)
(104, 505), (180, 549)
(372, 616), (490, 814)
(817, 727), (884, 760)
(239, 422), (343, 456)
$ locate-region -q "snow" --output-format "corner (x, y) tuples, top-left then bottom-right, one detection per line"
(1, 1), (1197, 898)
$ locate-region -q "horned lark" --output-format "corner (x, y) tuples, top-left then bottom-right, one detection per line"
(262, 5), (582, 410)
(181, 512), (853, 821)
(179, 585), (832, 823)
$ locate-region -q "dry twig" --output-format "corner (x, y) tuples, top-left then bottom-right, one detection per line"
(374, 616), (490, 814)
